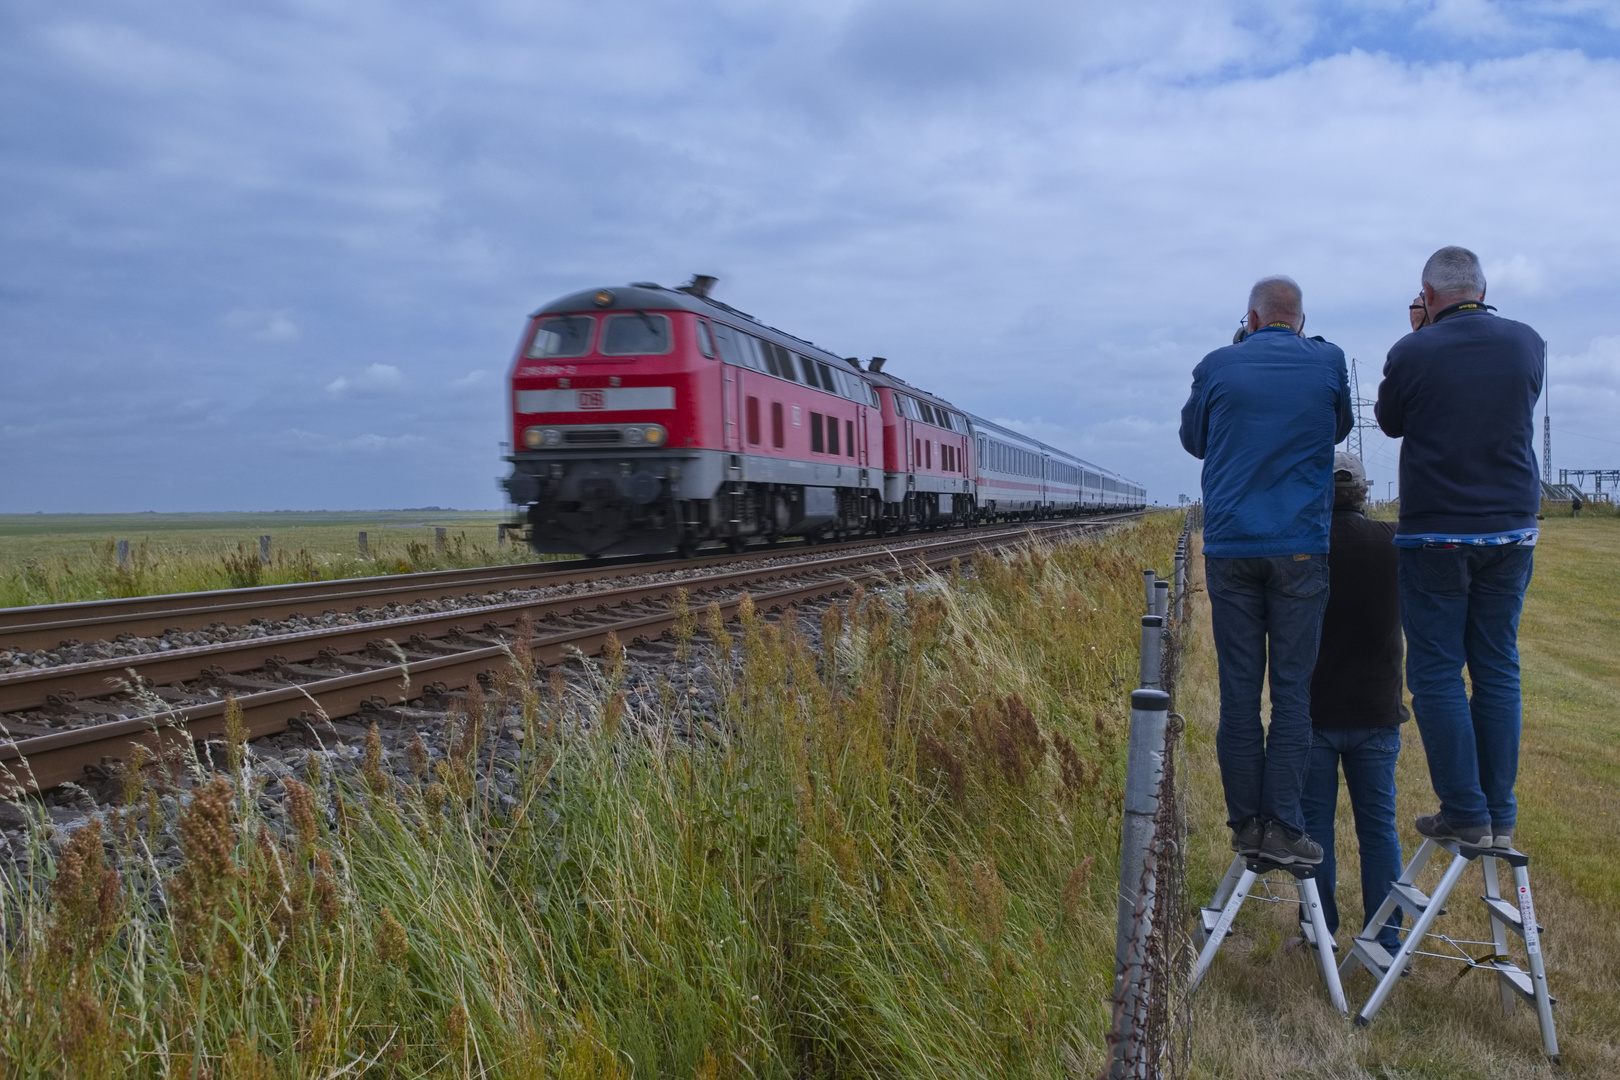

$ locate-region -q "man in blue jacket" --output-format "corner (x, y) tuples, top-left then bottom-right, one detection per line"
(1377, 246), (1544, 851)
(1181, 276), (1353, 865)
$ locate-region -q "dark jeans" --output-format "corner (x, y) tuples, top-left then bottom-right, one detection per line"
(1399, 543), (1535, 832)
(1300, 725), (1404, 950)
(1205, 554), (1331, 833)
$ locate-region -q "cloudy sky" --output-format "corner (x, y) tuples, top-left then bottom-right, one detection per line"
(4, 0), (1619, 511)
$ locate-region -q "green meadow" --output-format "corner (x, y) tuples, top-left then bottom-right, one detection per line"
(0, 511), (534, 608)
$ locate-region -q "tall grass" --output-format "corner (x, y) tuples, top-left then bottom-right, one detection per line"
(0, 515), (1179, 1077)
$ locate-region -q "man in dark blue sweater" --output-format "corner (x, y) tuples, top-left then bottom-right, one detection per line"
(1377, 245), (1545, 851)
(1181, 276), (1353, 865)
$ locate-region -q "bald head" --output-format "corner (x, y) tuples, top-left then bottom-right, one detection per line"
(1247, 275), (1304, 333)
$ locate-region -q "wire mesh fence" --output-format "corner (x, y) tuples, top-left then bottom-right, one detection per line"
(1101, 511), (1197, 1080)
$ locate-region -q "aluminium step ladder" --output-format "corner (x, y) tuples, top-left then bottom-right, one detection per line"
(1342, 837), (1558, 1060)
(1190, 853), (1348, 1014)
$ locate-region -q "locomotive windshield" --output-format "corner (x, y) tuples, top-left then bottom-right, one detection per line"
(600, 313), (672, 355)
(527, 316), (594, 358)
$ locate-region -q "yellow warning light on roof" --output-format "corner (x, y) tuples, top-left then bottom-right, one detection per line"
(593, 290), (614, 306)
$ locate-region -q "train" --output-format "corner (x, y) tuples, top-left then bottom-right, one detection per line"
(500, 276), (1146, 556)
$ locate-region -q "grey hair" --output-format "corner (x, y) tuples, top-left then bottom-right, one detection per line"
(1247, 275), (1303, 324)
(1422, 246), (1486, 298)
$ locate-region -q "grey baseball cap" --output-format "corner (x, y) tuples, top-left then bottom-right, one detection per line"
(1333, 452), (1366, 484)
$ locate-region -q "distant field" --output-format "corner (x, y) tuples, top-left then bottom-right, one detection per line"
(0, 510), (540, 608)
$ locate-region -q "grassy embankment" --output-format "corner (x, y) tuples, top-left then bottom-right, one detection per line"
(1183, 512), (1620, 1078)
(0, 514), (1182, 1077)
(0, 511), (531, 608)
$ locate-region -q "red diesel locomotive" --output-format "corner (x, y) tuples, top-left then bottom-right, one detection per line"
(501, 277), (1144, 555)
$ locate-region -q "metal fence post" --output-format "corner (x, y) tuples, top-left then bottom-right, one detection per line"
(1142, 569), (1156, 614)
(116, 539), (130, 571)
(357, 531), (369, 558)
(259, 534), (271, 566)
(496, 523), (508, 549)
(1173, 549), (1186, 625)
(1139, 616), (1165, 691)
(435, 526), (447, 554)
(1110, 687), (1172, 1079)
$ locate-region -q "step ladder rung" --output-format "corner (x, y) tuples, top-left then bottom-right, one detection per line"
(1350, 936), (1396, 976)
(1480, 895), (1544, 939)
(1200, 907), (1234, 939)
(1299, 919), (1339, 953)
(1389, 881), (1436, 913)
(1483, 958), (1557, 1006)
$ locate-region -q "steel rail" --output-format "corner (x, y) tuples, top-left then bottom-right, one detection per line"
(0, 522), (1086, 714)
(0, 520), (1120, 795)
(0, 515), (1135, 651)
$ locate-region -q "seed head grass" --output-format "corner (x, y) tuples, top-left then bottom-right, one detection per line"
(0, 514), (1181, 1076)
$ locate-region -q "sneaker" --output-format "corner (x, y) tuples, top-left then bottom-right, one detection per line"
(1414, 813), (1491, 847)
(1230, 817), (1264, 857)
(1258, 821), (1324, 866)
(1491, 829), (1514, 851)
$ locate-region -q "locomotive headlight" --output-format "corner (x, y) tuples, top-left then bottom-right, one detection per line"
(624, 427), (645, 444)
(644, 425), (666, 445)
(542, 428), (561, 446)
(522, 426), (544, 449)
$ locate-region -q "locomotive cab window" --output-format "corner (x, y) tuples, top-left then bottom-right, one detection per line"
(599, 313), (672, 355)
(526, 315), (594, 358)
(696, 319), (715, 358)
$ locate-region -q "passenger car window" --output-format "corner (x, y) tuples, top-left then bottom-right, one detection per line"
(599, 313), (672, 355)
(526, 316), (594, 358)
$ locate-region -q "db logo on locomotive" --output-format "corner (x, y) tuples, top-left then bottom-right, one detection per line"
(577, 389), (605, 410)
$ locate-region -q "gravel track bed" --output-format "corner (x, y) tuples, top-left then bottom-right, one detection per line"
(0, 526), (1035, 675)
(0, 584), (874, 875)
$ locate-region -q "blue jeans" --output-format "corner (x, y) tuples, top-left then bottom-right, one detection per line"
(1399, 544), (1534, 833)
(1205, 554), (1331, 833)
(1300, 726), (1405, 950)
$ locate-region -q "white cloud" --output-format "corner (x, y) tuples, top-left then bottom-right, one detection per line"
(326, 363), (403, 396)
(451, 369), (491, 388)
(1486, 253), (1546, 296)
(221, 308), (300, 342)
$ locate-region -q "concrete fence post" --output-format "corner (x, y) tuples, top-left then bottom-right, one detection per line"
(1110, 687), (1173, 1079)
(357, 531), (369, 558)
(434, 526), (447, 554)
(496, 523), (508, 549)
(116, 539), (130, 571)
(259, 535), (271, 566)
(1139, 615), (1165, 691)
(1152, 579), (1170, 621)
(1142, 569), (1156, 615)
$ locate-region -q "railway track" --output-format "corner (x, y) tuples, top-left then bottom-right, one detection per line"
(0, 531), (955, 652)
(0, 517), (1135, 796)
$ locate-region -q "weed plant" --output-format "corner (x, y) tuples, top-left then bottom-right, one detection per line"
(0, 516), (1179, 1077)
